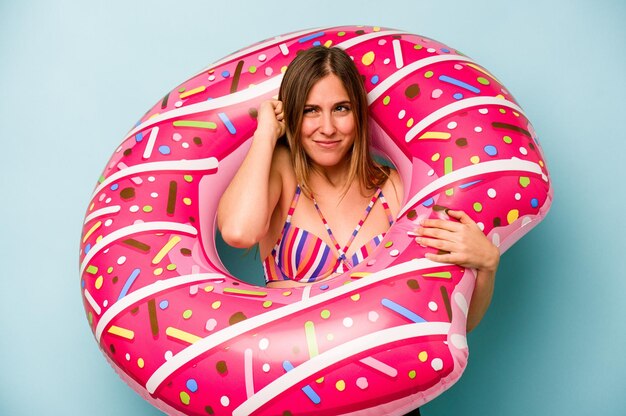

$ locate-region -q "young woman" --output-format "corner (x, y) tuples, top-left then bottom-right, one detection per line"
(218, 46), (499, 333)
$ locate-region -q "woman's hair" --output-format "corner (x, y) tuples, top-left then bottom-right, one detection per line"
(278, 46), (389, 198)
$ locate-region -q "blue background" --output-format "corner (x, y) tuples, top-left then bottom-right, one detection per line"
(1, 0), (624, 415)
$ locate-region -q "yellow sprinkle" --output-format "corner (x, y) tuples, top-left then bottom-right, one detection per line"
(212, 301), (221, 309)
(95, 275), (103, 289)
(373, 26), (381, 32)
(513, 111), (520, 117)
(406, 118), (414, 128)
(204, 285), (214, 292)
(431, 153), (441, 162)
(507, 209), (520, 224)
(224, 288), (268, 297)
(336, 380), (346, 391)
(108, 325), (135, 340)
(361, 51), (375, 66)
(82, 221), (102, 243)
(539, 160), (544, 167)
(96, 235), (102, 243)
(182, 197), (192, 206)
(419, 132), (451, 140)
(422, 271), (452, 279)
(89, 202), (95, 211)
(179, 85), (206, 99)
(495, 94), (505, 99)
(351, 294), (361, 301)
(137, 358), (145, 368)
(153, 267), (163, 276)
(324, 40), (333, 48)
(282, 291), (292, 297)
(349, 272), (371, 279)
(152, 236), (181, 265)
(304, 321), (319, 357)
(148, 113), (161, 119)
(281, 65), (288, 73)
(418, 351), (428, 362)
(166, 327), (201, 344)
(470, 156), (480, 164)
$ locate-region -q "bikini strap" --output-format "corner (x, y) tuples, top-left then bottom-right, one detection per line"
(272, 185), (302, 253)
(377, 189), (395, 226)
(312, 187), (383, 265)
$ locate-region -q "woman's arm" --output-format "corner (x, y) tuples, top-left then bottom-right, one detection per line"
(217, 100), (285, 248)
(413, 210), (500, 332)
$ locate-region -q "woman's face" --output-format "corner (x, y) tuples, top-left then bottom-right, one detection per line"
(300, 74), (356, 169)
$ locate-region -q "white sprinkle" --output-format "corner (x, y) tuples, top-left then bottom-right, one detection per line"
(148, 176), (156, 182)
(427, 48), (436, 53)
(428, 301), (438, 312)
(431, 358), (444, 371)
(125, 353), (131, 361)
(487, 188), (497, 198)
(383, 58), (391, 65)
(175, 100), (183, 108)
(389, 249), (399, 257)
(477, 222), (484, 231)
(182, 142), (190, 149)
(258, 53), (267, 62)
(104, 219), (113, 227)
(103, 300), (108, 307)
(164, 350), (173, 361)
(519, 147), (528, 155)
(427, 169), (435, 176)
(172, 133), (182, 141)
(117, 256), (126, 265)
(368, 311), (379, 322)
(205, 318), (217, 331)
(474, 126), (483, 133)
(151, 192), (158, 198)
(259, 338), (269, 350)
(262, 363), (270, 372)
(447, 121), (458, 129)
(478, 108), (489, 114)
(220, 396), (230, 407)
(515, 193), (522, 200)
(398, 109), (406, 119)
(129, 205), (139, 213)
(105, 197), (112, 204)
(343, 317), (354, 328)
(208, 74), (216, 81)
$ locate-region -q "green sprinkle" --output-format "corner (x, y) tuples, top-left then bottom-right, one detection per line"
(382, 95), (391, 105)
(473, 202), (483, 212)
(173, 120), (217, 129)
(86, 265), (98, 275)
(503, 135), (513, 144)
(477, 77), (490, 85)
(424, 70), (434, 78)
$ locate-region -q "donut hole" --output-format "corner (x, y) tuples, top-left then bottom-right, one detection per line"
(215, 232), (265, 286)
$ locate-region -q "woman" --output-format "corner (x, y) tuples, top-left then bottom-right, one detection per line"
(218, 45), (498, 329)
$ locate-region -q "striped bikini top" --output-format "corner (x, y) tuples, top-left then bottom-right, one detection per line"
(263, 185), (394, 284)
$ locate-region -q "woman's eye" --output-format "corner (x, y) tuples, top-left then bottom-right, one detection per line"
(335, 105), (351, 112)
(303, 107), (316, 115)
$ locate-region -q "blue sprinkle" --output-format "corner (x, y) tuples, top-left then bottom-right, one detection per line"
(441, 48), (450, 53)
(118, 268), (140, 300)
(159, 300), (169, 310)
(282, 361), (321, 404)
(459, 180), (482, 189)
(371, 75), (380, 85)
(84, 244), (91, 254)
(312, 40), (321, 46)
(81, 279), (85, 289)
(320, 284), (329, 291)
(186, 379), (198, 393)
(381, 298), (427, 323)
(484, 145), (498, 156)
(218, 112), (237, 135)
(422, 197), (434, 207)
(221, 70), (230, 78)
(206, 97), (213, 101)
(158, 145), (171, 155)
(531, 198), (539, 208)
(453, 92), (464, 100)
(110, 183), (119, 191)
(135, 132), (143, 142)
(298, 31), (325, 43)
(439, 75), (480, 94)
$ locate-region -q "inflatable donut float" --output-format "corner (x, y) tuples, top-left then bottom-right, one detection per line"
(79, 25), (552, 415)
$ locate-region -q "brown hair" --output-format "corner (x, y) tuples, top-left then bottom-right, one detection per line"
(278, 46), (389, 198)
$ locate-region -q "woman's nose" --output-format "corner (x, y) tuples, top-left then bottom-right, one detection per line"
(318, 112), (336, 136)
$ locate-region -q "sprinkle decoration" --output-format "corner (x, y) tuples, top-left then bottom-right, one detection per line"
(79, 25), (552, 416)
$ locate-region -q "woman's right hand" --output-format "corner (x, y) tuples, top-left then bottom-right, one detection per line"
(255, 100), (286, 144)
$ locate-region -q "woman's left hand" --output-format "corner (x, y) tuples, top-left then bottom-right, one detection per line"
(414, 210), (499, 272)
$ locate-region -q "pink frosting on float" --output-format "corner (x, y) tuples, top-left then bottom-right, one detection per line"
(79, 25), (552, 415)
